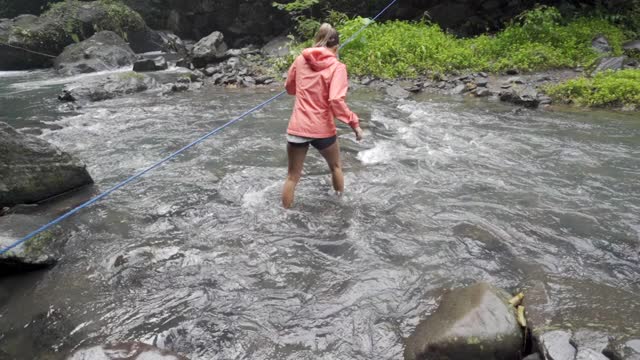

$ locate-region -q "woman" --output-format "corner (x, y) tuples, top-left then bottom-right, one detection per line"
(282, 23), (364, 209)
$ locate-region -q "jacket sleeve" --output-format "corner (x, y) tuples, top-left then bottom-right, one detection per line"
(329, 63), (359, 129)
(285, 58), (297, 95)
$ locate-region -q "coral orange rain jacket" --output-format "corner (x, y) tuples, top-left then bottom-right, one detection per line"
(285, 47), (360, 139)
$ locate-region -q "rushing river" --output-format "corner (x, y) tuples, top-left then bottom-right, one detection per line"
(0, 70), (639, 359)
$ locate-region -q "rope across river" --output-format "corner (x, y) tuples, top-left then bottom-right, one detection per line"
(0, 0), (399, 256)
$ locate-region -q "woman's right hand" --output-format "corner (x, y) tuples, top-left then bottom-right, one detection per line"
(354, 126), (364, 141)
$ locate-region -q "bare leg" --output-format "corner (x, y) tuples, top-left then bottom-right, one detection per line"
(318, 141), (344, 193)
(282, 143), (309, 208)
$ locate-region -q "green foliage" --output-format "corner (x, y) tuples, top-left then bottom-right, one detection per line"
(545, 69), (640, 107)
(332, 6), (626, 78)
(273, 0), (319, 12)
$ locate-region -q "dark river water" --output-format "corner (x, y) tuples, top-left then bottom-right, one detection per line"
(0, 69), (639, 359)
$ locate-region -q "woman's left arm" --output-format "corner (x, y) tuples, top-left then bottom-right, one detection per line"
(285, 58), (297, 95)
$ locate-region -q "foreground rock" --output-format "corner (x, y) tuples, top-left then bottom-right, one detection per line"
(54, 31), (136, 76)
(69, 342), (189, 360)
(0, 122), (93, 208)
(404, 282), (523, 360)
(59, 72), (159, 102)
(191, 31), (228, 68)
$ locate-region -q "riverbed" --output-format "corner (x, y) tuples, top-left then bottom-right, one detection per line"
(0, 70), (639, 359)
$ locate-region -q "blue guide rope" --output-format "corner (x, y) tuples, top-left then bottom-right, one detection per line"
(0, 0), (398, 256)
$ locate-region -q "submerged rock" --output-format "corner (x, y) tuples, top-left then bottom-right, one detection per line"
(60, 72), (158, 102)
(54, 31), (136, 76)
(191, 31), (228, 68)
(0, 122), (93, 208)
(404, 282), (523, 360)
(69, 342), (189, 360)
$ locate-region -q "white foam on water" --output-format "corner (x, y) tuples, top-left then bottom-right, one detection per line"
(9, 67), (134, 91)
(357, 141), (395, 165)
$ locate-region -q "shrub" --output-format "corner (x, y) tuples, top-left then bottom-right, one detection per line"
(545, 69), (640, 107)
(335, 6), (626, 77)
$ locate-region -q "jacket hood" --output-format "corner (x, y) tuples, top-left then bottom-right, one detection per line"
(302, 47), (338, 71)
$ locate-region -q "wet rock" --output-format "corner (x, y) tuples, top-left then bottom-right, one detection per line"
(262, 36), (291, 57)
(176, 58), (191, 68)
(191, 31), (228, 68)
(54, 31), (136, 76)
(593, 56), (627, 74)
(404, 282), (523, 360)
(540, 331), (576, 360)
(538, 95), (553, 105)
(451, 84), (467, 95)
(133, 56), (168, 72)
(255, 75), (274, 85)
(478, 72), (488, 78)
(499, 85), (540, 108)
(475, 78), (489, 87)
(623, 40), (640, 56)
(507, 76), (525, 84)
(592, 35), (612, 53)
(523, 354), (542, 360)
(0, 122), (93, 209)
(571, 330), (610, 354)
(576, 348), (609, 360)
(386, 84), (411, 99)
(0, 253), (57, 276)
(204, 66), (218, 76)
(172, 83), (189, 92)
(604, 339), (640, 360)
(61, 72), (158, 102)
(69, 342), (188, 360)
(475, 88), (492, 97)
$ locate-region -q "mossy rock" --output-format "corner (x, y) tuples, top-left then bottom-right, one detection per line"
(1, 0), (147, 70)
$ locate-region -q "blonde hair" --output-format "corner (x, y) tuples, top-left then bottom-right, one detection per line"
(313, 23), (340, 48)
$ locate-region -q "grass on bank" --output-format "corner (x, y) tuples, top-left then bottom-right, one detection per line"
(545, 69), (640, 108)
(279, 6), (627, 78)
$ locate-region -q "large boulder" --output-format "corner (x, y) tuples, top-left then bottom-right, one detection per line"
(69, 342), (189, 360)
(127, 27), (187, 55)
(59, 72), (159, 103)
(123, 0), (291, 45)
(54, 31), (136, 76)
(0, 1), (146, 71)
(0, 122), (93, 208)
(404, 282), (523, 360)
(191, 31), (228, 68)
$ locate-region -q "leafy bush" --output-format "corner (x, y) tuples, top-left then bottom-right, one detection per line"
(545, 69), (640, 107)
(333, 6), (626, 77)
